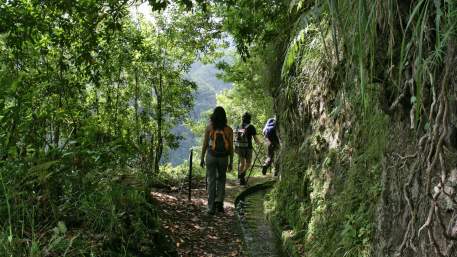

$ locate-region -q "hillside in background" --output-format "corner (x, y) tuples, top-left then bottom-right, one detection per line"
(168, 61), (232, 165)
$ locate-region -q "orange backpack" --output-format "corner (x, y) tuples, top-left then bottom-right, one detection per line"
(209, 127), (230, 157)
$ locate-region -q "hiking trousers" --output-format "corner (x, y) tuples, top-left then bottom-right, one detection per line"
(264, 139), (279, 169)
(206, 152), (228, 211)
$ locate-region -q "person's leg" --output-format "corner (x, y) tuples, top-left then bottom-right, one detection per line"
(239, 150), (252, 185)
(270, 142), (279, 176)
(268, 142), (274, 166)
(238, 157), (245, 185)
(244, 148), (253, 172)
(238, 152), (247, 180)
(215, 156), (228, 211)
(244, 156), (252, 173)
(263, 140), (274, 174)
(206, 154), (217, 214)
(239, 157), (246, 175)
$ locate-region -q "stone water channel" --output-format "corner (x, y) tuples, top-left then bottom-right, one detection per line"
(236, 182), (287, 257)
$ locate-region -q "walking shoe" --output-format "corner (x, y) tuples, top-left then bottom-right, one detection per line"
(215, 202), (224, 213)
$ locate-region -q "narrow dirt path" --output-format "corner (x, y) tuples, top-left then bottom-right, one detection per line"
(150, 177), (269, 257)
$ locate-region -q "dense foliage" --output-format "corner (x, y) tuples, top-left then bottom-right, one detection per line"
(3, 0), (457, 256)
(217, 0), (457, 257)
(0, 1), (220, 255)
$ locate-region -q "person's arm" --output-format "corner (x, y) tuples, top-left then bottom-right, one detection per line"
(228, 127), (234, 171)
(201, 126), (210, 167)
(251, 125), (261, 145)
(254, 135), (262, 145)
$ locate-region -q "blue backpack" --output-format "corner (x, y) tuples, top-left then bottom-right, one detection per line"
(263, 118), (277, 140)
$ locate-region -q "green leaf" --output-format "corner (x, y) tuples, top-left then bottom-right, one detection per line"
(57, 221), (67, 234)
(7, 147), (17, 158)
(29, 160), (59, 172)
(424, 122), (430, 131)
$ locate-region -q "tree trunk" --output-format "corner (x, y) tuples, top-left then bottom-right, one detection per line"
(154, 73), (163, 174)
(134, 67), (140, 146)
(55, 48), (64, 149)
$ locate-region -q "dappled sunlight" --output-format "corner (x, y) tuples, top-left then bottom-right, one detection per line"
(2, 0), (455, 256)
(150, 179), (246, 256)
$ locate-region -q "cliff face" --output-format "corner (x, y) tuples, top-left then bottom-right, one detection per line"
(265, 2), (457, 256)
(373, 46), (457, 257)
(267, 34), (391, 256)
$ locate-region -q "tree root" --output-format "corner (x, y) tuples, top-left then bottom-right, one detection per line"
(395, 42), (457, 256)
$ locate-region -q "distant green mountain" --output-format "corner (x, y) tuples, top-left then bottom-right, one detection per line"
(188, 62), (232, 119)
(167, 61), (232, 165)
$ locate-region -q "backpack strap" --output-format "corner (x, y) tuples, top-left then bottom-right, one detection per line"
(210, 129), (215, 150)
(222, 127), (231, 149)
(221, 130), (230, 150)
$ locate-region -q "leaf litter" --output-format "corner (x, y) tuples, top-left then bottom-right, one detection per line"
(151, 179), (246, 257)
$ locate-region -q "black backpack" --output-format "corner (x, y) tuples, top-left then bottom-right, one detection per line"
(234, 124), (250, 150)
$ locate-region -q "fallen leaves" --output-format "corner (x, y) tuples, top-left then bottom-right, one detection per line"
(151, 179), (246, 257)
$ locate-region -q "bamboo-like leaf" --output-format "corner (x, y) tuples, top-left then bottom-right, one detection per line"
(29, 160), (59, 172)
(405, 0), (427, 32)
(281, 28), (306, 78)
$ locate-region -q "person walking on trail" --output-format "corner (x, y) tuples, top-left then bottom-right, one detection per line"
(262, 117), (280, 175)
(200, 106), (234, 215)
(234, 112), (261, 185)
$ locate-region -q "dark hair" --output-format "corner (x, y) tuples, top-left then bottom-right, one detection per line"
(242, 112), (251, 124)
(210, 106), (227, 130)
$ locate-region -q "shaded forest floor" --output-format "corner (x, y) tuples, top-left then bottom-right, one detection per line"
(150, 176), (269, 257)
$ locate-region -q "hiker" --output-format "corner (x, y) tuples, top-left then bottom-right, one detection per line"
(234, 112), (261, 185)
(200, 106), (234, 215)
(262, 117), (280, 175)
